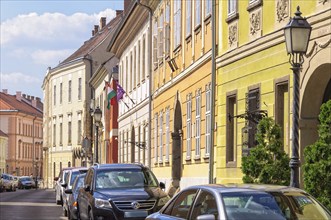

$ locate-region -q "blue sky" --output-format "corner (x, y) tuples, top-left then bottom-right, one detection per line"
(1, 0), (123, 99)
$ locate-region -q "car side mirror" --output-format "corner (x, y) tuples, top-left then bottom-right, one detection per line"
(65, 189), (73, 194)
(54, 177), (59, 181)
(159, 182), (165, 190)
(197, 214), (215, 220)
(84, 185), (91, 192)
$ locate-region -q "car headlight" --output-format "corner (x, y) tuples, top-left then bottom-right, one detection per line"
(95, 198), (112, 209)
(157, 196), (170, 207)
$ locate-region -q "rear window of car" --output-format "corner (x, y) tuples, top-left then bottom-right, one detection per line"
(222, 191), (286, 220)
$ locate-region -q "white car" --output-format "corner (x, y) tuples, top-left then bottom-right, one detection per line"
(54, 167), (73, 205)
(1, 173), (16, 192)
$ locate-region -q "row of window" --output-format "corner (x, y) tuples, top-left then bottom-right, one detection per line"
(52, 115), (82, 147)
(119, 33), (147, 94)
(53, 78), (82, 105)
(225, 80), (289, 166)
(118, 123), (148, 165)
(18, 121), (42, 138)
(17, 142), (41, 160)
(153, 83), (212, 164)
(153, 0), (212, 66)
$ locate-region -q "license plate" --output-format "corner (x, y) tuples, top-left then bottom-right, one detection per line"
(124, 211), (148, 218)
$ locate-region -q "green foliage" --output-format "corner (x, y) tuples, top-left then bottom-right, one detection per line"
(242, 117), (290, 185)
(303, 100), (331, 211)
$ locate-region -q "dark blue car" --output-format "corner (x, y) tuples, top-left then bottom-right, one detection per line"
(65, 173), (86, 220)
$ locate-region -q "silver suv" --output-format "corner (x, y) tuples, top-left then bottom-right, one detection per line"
(54, 167), (74, 205)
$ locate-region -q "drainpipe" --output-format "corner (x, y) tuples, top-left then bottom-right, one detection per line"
(209, 0), (216, 184)
(137, 0), (152, 168)
(83, 55), (94, 166)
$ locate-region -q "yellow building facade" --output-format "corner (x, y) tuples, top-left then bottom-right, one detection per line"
(151, 0), (214, 193)
(216, 0), (331, 185)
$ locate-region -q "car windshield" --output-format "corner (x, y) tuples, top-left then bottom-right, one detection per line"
(222, 191), (331, 220)
(20, 177), (33, 181)
(95, 169), (158, 190)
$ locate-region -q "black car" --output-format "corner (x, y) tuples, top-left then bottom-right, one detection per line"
(65, 173), (86, 220)
(18, 176), (35, 189)
(77, 163), (170, 220)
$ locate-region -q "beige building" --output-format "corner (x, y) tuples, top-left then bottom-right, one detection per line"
(42, 14), (123, 188)
(0, 91), (43, 177)
(0, 130), (8, 174)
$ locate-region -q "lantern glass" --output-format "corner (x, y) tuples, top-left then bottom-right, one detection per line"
(284, 6), (311, 55)
(94, 107), (102, 123)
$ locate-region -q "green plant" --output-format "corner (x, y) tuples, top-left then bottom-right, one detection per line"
(242, 117), (290, 185)
(303, 100), (331, 211)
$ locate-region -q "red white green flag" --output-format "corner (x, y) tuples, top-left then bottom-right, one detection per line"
(105, 81), (116, 109)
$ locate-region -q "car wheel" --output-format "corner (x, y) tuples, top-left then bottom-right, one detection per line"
(88, 209), (94, 220)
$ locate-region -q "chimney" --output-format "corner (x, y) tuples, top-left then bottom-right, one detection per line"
(23, 94), (26, 98)
(32, 99), (37, 108)
(92, 30), (95, 36)
(116, 10), (123, 16)
(16, 91), (22, 101)
(124, 0), (132, 13)
(2, 89), (8, 94)
(100, 17), (106, 29)
(31, 96), (34, 100)
(94, 25), (99, 34)
(27, 95), (31, 100)
(36, 97), (41, 102)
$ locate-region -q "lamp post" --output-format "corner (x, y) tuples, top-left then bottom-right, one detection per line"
(284, 6), (311, 188)
(93, 106), (102, 164)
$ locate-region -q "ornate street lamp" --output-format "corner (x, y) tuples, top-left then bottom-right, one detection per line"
(93, 106), (102, 163)
(284, 6), (311, 188)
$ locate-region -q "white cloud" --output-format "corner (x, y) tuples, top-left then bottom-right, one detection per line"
(0, 9), (116, 46)
(1, 72), (42, 84)
(31, 49), (74, 66)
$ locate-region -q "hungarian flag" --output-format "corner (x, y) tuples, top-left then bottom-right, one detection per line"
(105, 81), (116, 109)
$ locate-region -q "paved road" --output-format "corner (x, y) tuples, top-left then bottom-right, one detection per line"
(0, 188), (66, 220)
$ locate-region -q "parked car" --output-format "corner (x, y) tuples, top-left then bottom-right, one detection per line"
(54, 167), (74, 205)
(1, 173), (16, 191)
(0, 176), (4, 192)
(65, 173), (87, 220)
(61, 167), (88, 217)
(18, 176), (35, 189)
(12, 176), (19, 189)
(77, 163), (170, 220)
(146, 183), (331, 220)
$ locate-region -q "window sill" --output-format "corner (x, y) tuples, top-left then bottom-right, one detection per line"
(226, 13), (239, 24)
(194, 24), (201, 34)
(247, 0), (263, 12)
(204, 14), (211, 25)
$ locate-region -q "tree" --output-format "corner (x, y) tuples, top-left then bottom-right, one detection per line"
(242, 117), (290, 185)
(303, 100), (331, 211)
